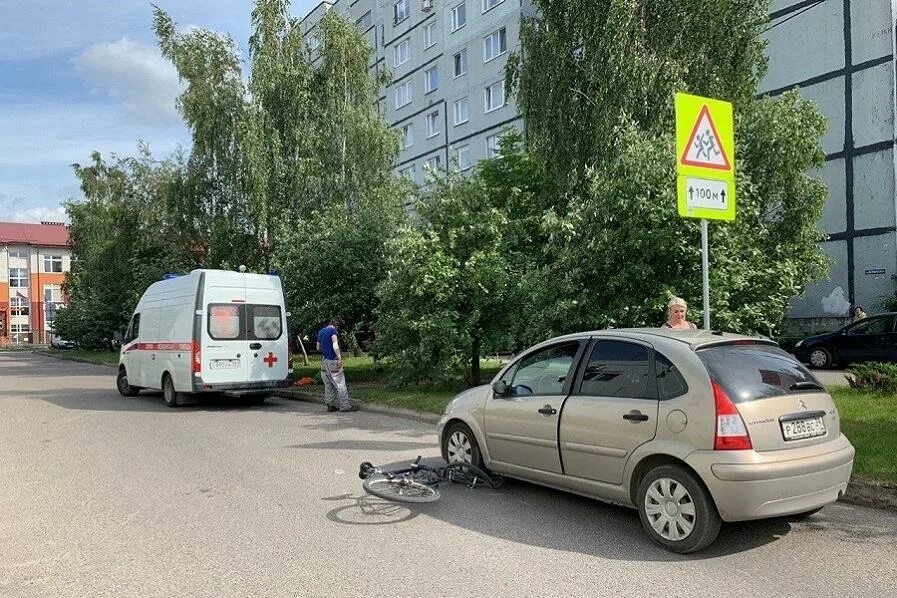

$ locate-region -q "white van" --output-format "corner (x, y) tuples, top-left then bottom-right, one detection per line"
(116, 269), (293, 407)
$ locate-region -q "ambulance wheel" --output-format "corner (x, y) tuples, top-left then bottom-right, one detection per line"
(117, 367), (140, 397)
(162, 373), (179, 408)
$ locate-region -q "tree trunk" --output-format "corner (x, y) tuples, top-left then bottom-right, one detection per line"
(470, 333), (481, 387)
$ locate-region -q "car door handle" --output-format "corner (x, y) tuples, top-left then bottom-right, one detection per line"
(249, 342), (262, 350)
(623, 410), (649, 422)
(537, 405), (557, 416)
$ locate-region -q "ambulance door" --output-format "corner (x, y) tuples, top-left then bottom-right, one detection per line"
(244, 286), (288, 384)
(202, 285), (249, 385)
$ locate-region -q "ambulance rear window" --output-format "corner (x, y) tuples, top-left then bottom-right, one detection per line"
(209, 304), (242, 340)
(248, 305), (282, 340)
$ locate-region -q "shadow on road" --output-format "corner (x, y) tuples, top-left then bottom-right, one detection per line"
(322, 493), (422, 526)
(325, 457), (799, 562)
(287, 440), (433, 452)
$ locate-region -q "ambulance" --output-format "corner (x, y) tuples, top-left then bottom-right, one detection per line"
(116, 268), (293, 407)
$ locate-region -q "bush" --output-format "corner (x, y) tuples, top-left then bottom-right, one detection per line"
(847, 362), (897, 394)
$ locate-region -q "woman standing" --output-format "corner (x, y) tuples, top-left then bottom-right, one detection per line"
(662, 297), (698, 330)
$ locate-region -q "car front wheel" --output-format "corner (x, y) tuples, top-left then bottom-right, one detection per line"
(637, 464), (721, 554)
(442, 422), (485, 470)
(162, 374), (179, 408)
(808, 347), (833, 369)
(117, 367), (140, 397)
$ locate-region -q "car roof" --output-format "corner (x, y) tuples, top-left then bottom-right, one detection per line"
(546, 328), (775, 351)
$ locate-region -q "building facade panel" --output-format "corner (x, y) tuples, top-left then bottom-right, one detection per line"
(853, 147), (896, 231)
(798, 77), (845, 155)
(816, 158), (847, 234)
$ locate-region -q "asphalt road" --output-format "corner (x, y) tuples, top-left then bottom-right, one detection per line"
(2, 352), (896, 598)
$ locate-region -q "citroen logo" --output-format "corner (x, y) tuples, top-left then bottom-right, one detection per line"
(799, 399), (808, 411)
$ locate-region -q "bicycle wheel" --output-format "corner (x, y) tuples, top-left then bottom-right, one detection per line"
(443, 462), (504, 489)
(362, 476), (440, 503)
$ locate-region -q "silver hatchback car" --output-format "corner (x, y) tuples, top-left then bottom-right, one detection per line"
(436, 329), (855, 553)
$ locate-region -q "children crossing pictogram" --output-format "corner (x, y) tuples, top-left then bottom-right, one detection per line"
(680, 105), (731, 170)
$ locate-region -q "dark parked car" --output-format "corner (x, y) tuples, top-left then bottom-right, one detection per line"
(794, 312), (897, 368)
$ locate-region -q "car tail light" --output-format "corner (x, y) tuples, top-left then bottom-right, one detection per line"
(192, 340), (201, 375)
(712, 380), (752, 450)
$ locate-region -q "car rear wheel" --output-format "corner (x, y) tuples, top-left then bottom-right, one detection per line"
(637, 464), (721, 554)
(808, 347), (833, 369)
(442, 422), (484, 470)
(116, 367), (140, 397)
(162, 374), (179, 408)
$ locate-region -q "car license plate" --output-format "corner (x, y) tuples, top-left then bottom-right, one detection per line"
(210, 359), (240, 370)
(781, 416), (826, 441)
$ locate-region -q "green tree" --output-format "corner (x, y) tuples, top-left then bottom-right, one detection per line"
(505, 0), (828, 337)
(54, 149), (196, 348)
(376, 170), (517, 385)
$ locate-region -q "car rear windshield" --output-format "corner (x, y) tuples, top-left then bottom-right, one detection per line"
(208, 304), (282, 341)
(696, 343), (824, 403)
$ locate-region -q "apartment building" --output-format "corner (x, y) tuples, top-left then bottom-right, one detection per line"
(301, 0), (530, 184)
(0, 221), (71, 346)
(762, 0), (897, 328)
(300, 0), (897, 327)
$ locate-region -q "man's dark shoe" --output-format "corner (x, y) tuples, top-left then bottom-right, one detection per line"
(339, 404), (359, 412)
(326, 405), (339, 412)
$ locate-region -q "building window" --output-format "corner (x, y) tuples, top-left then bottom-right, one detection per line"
(486, 134), (501, 158)
(395, 81), (413, 108)
(401, 123), (414, 148)
(485, 80), (505, 112)
(10, 296), (29, 316)
(453, 48), (468, 77)
(453, 97), (469, 125)
(9, 268), (28, 288)
(454, 145), (471, 170)
(424, 21), (437, 48)
(484, 27), (507, 62)
(424, 66), (439, 94)
(356, 11), (372, 30)
(394, 0), (410, 24)
(394, 39), (410, 67)
(43, 255), (63, 273)
(44, 284), (63, 328)
(10, 323), (30, 344)
(399, 164), (416, 180)
(451, 3), (466, 31)
(482, 0), (504, 12)
(424, 155), (443, 171)
(8, 250), (27, 259)
(426, 111), (441, 138)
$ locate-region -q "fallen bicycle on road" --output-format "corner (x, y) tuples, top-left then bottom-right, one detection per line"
(358, 456), (504, 503)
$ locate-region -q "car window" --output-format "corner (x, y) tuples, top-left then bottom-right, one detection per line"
(126, 313), (140, 341)
(578, 340), (653, 399)
(656, 352), (688, 400)
(510, 343), (579, 396)
(848, 316), (893, 335)
(209, 304), (243, 340)
(697, 343), (822, 403)
(248, 305), (282, 340)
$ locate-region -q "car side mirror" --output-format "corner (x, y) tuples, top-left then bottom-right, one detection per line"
(492, 380), (508, 396)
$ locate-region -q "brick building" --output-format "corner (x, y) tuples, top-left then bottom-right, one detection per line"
(0, 221), (71, 346)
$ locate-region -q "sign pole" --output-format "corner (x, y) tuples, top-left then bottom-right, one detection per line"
(701, 218), (710, 331)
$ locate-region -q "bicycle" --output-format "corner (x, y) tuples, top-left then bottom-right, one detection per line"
(358, 456), (504, 503)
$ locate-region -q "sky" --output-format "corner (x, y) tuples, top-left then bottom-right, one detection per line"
(0, 0), (320, 223)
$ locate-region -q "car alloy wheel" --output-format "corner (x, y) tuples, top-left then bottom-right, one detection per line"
(637, 464), (720, 553)
(809, 348), (831, 369)
(442, 422), (484, 470)
(447, 430), (473, 464)
(644, 477), (696, 542)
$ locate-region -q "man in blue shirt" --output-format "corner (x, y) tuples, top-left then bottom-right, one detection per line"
(316, 317), (357, 412)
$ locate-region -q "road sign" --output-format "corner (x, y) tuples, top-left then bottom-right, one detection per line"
(677, 176), (736, 220)
(675, 93), (736, 222)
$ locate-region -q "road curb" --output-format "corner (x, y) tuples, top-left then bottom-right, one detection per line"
(840, 478), (897, 512)
(274, 388), (441, 425)
(34, 350), (118, 368)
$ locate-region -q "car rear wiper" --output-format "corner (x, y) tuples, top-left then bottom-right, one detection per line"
(789, 381), (825, 391)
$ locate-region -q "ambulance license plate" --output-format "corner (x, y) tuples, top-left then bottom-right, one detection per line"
(210, 359), (240, 370)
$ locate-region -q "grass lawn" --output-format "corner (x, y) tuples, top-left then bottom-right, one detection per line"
(43, 348), (120, 366)
(292, 355), (503, 386)
(831, 387), (897, 486)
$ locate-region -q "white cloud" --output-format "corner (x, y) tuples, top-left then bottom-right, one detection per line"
(72, 38), (184, 125)
(3, 204), (69, 224)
